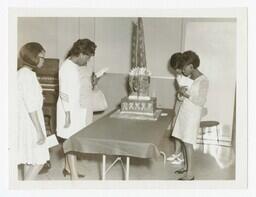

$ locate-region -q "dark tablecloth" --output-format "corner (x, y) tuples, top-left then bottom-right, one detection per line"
(63, 109), (173, 159)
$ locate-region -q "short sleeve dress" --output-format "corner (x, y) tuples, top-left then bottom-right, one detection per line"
(172, 75), (209, 147)
(17, 67), (50, 165)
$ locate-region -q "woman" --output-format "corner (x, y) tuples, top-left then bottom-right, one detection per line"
(17, 42), (49, 180)
(167, 52), (186, 165)
(172, 50), (209, 180)
(56, 38), (97, 180)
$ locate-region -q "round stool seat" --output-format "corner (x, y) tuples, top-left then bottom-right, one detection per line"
(200, 121), (219, 128)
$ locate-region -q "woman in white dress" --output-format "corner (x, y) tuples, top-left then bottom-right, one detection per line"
(172, 51), (209, 180)
(56, 38), (97, 180)
(17, 42), (49, 180)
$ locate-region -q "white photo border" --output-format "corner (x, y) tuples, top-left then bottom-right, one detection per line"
(8, 8), (247, 190)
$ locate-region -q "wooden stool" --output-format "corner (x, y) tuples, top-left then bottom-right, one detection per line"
(200, 121), (220, 145)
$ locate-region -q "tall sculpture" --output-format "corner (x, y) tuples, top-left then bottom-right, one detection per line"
(129, 17), (151, 99)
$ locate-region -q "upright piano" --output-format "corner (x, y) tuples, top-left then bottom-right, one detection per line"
(36, 58), (59, 136)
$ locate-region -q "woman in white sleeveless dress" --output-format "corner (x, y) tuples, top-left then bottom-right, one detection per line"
(56, 39), (97, 180)
(172, 51), (209, 180)
(17, 42), (49, 180)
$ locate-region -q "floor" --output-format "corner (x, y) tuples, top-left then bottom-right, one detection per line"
(30, 133), (235, 181)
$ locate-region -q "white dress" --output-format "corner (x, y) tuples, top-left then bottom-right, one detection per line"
(169, 75), (193, 132)
(172, 75), (209, 147)
(17, 67), (50, 165)
(78, 66), (93, 125)
(56, 59), (93, 139)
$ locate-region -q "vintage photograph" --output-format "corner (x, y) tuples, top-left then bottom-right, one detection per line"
(8, 8), (247, 189)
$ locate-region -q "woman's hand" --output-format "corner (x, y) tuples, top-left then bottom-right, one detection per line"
(37, 131), (46, 145)
(64, 111), (71, 128)
(91, 72), (99, 90)
(177, 93), (184, 102)
(178, 86), (190, 98)
(178, 86), (188, 95)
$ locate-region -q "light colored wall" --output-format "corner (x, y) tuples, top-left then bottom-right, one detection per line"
(18, 17), (58, 59)
(144, 18), (183, 78)
(94, 17), (135, 74)
(18, 17), (182, 78)
(182, 19), (236, 138)
(94, 17), (183, 77)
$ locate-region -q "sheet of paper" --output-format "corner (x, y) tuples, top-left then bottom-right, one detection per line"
(47, 135), (59, 148)
(95, 67), (109, 78)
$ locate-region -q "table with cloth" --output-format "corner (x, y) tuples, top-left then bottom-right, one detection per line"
(63, 108), (173, 180)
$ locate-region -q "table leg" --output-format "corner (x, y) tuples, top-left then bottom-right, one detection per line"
(160, 151), (166, 166)
(126, 156), (130, 180)
(102, 154), (106, 180)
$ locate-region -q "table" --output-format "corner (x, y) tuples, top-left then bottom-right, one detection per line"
(63, 108), (173, 180)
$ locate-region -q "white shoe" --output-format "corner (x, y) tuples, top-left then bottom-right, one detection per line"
(171, 157), (184, 165)
(167, 152), (182, 161)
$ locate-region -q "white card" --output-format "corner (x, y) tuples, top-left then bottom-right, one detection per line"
(95, 67), (109, 78)
(47, 135), (59, 148)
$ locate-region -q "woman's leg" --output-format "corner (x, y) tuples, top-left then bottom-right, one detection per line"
(185, 143), (193, 176)
(178, 142), (194, 180)
(59, 138), (70, 173)
(175, 141), (187, 173)
(64, 156), (69, 171)
(174, 139), (182, 155)
(24, 164), (43, 180)
(66, 153), (79, 180)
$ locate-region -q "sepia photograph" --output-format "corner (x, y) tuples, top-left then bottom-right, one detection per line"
(7, 7), (247, 190)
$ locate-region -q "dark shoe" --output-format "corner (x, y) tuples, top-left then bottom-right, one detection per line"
(175, 168), (187, 174)
(62, 169), (85, 178)
(178, 174), (195, 181)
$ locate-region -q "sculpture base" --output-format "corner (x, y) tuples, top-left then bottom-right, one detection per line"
(111, 109), (162, 121)
(120, 96), (157, 116)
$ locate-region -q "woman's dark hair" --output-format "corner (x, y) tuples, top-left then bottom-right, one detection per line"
(65, 38), (97, 59)
(169, 52), (183, 70)
(182, 50), (200, 69)
(18, 42), (45, 70)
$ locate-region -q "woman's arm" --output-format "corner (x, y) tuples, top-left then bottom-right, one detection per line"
(29, 111), (46, 145)
(20, 71), (46, 144)
(64, 111), (71, 128)
(59, 65), (75, 128)
(189, 79), (209, 106)
(91, 72), (99, 90)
